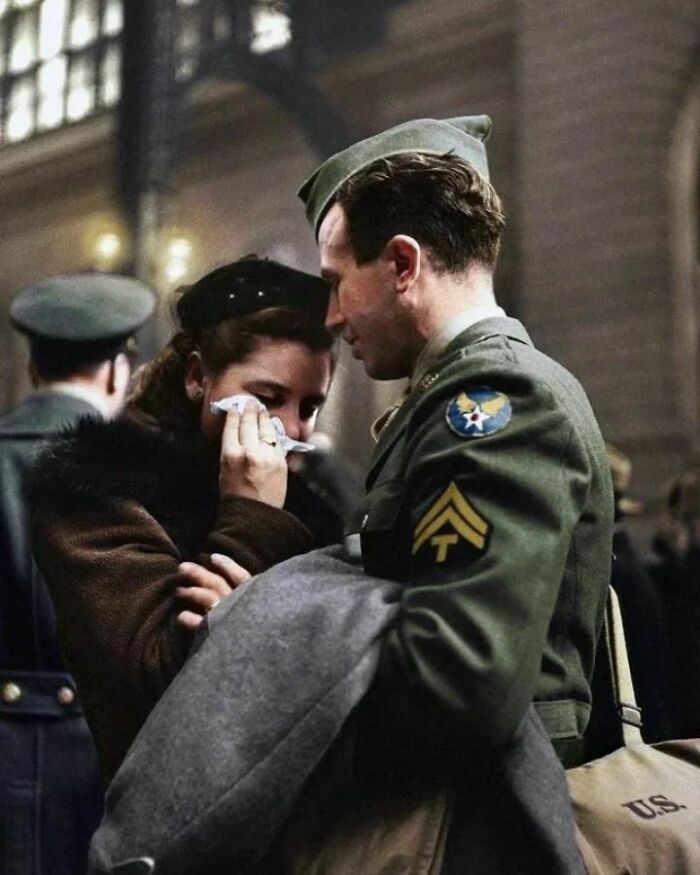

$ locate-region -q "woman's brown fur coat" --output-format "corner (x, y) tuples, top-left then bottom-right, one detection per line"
(31, 414), (314, 783)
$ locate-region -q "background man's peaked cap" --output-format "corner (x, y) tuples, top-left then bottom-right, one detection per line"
(10, 273), (156, 342)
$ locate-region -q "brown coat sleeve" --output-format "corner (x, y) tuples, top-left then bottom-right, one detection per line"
(32, 495), (312, 783)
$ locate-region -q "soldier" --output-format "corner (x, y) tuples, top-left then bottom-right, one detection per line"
(295, 115), (614, 871)
(77, 119), (612, 875)
(0, 273), (154, 875)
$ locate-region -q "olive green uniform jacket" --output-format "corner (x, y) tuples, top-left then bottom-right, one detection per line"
(353, 316), (614, 758)
(279, 315), (612, 873)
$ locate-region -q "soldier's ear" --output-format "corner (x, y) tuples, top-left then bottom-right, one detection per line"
(108, 352), (131, 398)
(384, 235), (421, 293)
(28, 361), (41, 389)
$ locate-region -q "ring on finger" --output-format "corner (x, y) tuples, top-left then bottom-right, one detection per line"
(260, 437), (277, 447)
(206, 599), (221, 614)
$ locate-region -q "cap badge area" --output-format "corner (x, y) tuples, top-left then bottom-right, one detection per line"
(412, 482), (490, 565)
(446, 387), (511, 438)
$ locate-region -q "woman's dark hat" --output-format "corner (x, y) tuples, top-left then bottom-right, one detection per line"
(176, 258), (330, 329)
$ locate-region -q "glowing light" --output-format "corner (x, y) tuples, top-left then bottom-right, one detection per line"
(85, 219), (129, 270)
(7, 78), (34, 142)
(10, 15), (36, 73)
(251, 7), (291, 55)
(163, 236), (194, 284)
(38, 96), (63, 128)
(71, 18), (92, 48)
(38, 56), (67, 128)
(70, 0), (98, 49)
(67, 86), (92, 120)
(67, 56), (94, 120)
(100, 45), (120, 106)
(103, 0), (122, 36)
(40, 0), (68, 60)
(176, 57), (196, 81)
(7, 108), (33, 141)
(168, 238), (193, 260)
(9, 39), (33, 72)
(94, 232), (123, 268)
(164, 259), (190, 284)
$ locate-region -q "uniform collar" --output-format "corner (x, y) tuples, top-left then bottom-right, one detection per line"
(47, 383), (110, 419)
(445, 314), (532, 352)
(0, 389), (102, 437)
(411, 304), (506, 390)
(367, 314), (532, 485)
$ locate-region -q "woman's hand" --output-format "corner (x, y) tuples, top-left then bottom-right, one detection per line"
(219, 400), (288, 507)
(176, 553), (251, 631)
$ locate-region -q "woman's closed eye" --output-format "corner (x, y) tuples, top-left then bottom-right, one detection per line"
(254, 394), (281, 409)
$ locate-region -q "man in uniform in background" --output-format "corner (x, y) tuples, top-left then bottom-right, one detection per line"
(0, 274), (154, 875)
(297, 115), (614, 871)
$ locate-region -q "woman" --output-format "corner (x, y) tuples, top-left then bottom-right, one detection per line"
(31, 256), (335, 783)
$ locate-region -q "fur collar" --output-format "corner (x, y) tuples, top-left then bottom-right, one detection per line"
(31, 415), (219, 556)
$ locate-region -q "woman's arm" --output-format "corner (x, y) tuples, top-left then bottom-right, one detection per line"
(32, 492), (312, 782)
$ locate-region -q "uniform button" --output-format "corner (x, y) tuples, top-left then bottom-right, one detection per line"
(2, 682), (22, 704)
(57, 686), (75, 706)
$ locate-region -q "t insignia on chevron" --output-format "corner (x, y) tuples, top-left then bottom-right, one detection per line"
(413, 482), (491, 563)
(445, 387), (512, 438)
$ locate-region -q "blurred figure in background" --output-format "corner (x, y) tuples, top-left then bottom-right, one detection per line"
(586, 444), (673, 759)
(607, 443), (673, 742)
(0, 273), (155, 875)
(648, 461), (700, 739)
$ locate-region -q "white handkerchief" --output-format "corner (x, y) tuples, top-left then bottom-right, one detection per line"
(210, 394), (315, 456)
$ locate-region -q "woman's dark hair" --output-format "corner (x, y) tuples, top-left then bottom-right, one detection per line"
(128, 264), (335, 427)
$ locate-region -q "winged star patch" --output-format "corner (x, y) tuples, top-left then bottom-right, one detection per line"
(445, 387), (511, 438)
(412, 482), (491, 564)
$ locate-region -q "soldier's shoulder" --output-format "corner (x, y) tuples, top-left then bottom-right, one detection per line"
(0, 396), (42, 436)
(0, 393), (96, 439)
(409, 335), (603, 453)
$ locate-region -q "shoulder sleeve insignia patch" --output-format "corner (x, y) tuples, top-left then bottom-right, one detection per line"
(413, 482), (491, 564)
(445, 387), (511, 438)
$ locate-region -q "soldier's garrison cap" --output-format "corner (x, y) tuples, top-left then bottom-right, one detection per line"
(10, 273), (155, 343)
(298, 115), (493, 237)
(176, 256), (329, 329)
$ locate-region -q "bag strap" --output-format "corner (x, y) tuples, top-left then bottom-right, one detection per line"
(604, 586), (643, 746)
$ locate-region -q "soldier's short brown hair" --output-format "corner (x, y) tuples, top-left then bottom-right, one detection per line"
(335, 152), (505, 272)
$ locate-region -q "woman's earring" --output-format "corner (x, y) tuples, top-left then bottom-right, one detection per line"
(190, 387), (204, 402)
